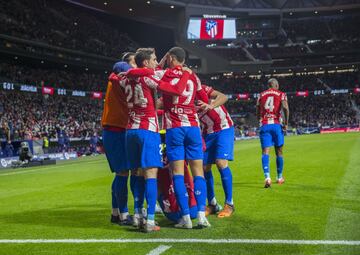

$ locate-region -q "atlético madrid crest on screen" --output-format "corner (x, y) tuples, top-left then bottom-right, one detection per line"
(206, 19), (218, 38)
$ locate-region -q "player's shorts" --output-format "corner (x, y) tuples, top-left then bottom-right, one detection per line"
(259, 124), (284, 149)
(126, 129), (163, 169)
(166, 127), (203, 161)
(157, 195), (197, 222)
(102, 129), (128, 173)
(203, 126), (234, 165)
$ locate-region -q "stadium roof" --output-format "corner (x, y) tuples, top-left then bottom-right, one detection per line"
(66, 0), (360, 29)
(154, 0), (360, 9)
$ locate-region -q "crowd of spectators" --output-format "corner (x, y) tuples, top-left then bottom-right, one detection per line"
(0, 70), (358, 145)
(226, 94), (360, 131)
(201, 71), (359, 94)
(0, 91), (102, 142)
(0, 63), (108, 91)
(0, 0), (138, 57)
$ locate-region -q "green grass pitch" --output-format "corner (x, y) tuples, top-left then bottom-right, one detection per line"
(0, 133), (359, 255)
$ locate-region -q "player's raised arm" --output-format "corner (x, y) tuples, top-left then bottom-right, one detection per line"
(158, 53), (169, 69)
(145, 68), (191, 96)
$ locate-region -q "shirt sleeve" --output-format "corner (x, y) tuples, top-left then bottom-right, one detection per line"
(126, 68), (154, 78)
(118, 75), (128, 89)
(156, 71), (190, 96)
(153, 70), (166, 81)
(201, 84), (214, 96)
(143, 76), (159, 90)
(196, 87), (209, 104)
(194, 74), (203, 91)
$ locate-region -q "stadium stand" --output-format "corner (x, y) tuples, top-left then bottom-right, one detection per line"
(0, 0), (359, 154)
(0, 0), (138, 57)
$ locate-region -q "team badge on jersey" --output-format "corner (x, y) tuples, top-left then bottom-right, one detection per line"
(206, 20), (218, 38)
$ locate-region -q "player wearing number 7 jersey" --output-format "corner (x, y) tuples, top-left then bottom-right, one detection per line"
(119, 48), (192, 232)
(256, 78), (290, 188)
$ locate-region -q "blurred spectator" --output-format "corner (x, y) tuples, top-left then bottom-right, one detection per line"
(4, 141), (14, 157)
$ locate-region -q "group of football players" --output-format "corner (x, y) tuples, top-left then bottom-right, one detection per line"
(101, 46), (289, 232)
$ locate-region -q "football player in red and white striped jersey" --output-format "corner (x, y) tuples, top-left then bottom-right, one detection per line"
(198, 84), (235, 218)
(157, 47), (211, 229)
(120, 48), (192, 232)
(256, 78), (289, 188)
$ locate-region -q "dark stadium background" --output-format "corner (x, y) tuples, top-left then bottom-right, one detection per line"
(0, 0), (359, 159)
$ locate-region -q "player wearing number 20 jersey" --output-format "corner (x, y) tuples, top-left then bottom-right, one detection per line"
(256, 78), (289, 188)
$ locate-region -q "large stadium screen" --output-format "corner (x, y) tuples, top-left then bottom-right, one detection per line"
(187, 18), (236, 40)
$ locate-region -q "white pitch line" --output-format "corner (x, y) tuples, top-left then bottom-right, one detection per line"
(0, 165), (69, 176)
(0, 239), (359, 245)
(0, 159), (104, 176)
(147, 245), (172, 255)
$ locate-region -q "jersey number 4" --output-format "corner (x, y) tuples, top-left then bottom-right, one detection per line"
(264, 96), (274, 112)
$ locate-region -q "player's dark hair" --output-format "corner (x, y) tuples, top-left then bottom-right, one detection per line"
(121, 52), (135, 63)
(168, 47), (186, 63)
(135, 48), (155, 67)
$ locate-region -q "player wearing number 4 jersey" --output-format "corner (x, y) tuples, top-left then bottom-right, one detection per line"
(156, 47), (211, 229)
(256, 78), (290, 188)
(120, 48), (192, 232)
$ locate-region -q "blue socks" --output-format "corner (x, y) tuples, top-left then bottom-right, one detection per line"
(145, 178), (157, 221)
(117, 175), (129, 213)
(219, 167), (233, 205)
(132, 176), (145, 215)
(130, 174), (136, 197)
(194, 176), (207, 212)
(262, 154), (270, 179)
(204, 170), (215, 205)
(173, 174), (190, 216)
(111, 175), (120, 209)
(276, 156), (284, 179)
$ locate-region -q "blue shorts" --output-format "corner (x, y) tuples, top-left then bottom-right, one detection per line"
(102, 129), (128, 173)
(126, 129), (163, 169)
(166, 127), (203, 161)
(203, 127), (234, 165)
(259, 124), (284, 149)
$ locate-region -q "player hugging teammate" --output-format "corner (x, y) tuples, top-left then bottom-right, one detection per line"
(102, 46), (289, 233)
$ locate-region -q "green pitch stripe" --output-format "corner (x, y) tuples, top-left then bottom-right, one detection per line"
(321, 136), (360, 253)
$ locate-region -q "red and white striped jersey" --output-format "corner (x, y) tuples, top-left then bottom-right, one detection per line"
(199, 85), (233, 135)
(119, 75), (159, 132)
(120, 68), (191, 131)
(157, 163), (196, 214)
(257, 88), (287, 126)
(157, 66), (208, 129)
